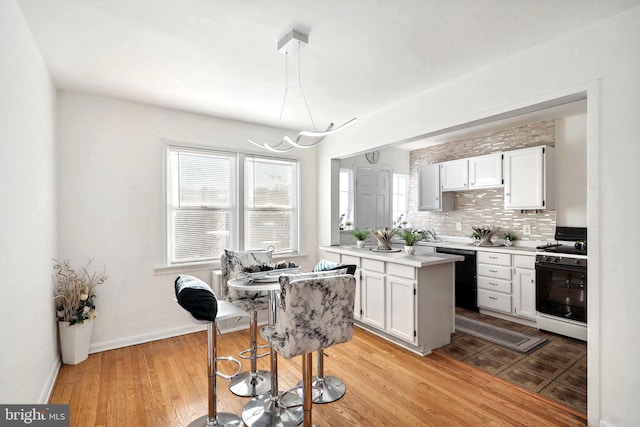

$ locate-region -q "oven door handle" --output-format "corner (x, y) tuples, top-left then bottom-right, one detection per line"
(535, 263), (586, 273)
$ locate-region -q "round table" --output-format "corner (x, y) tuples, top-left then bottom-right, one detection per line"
(228, 277), (303, 427)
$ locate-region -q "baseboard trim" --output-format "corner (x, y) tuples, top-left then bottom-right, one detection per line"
(89, 324), (207, 353)
(89, 322), (253, 354)
(41, 357), (61, 404)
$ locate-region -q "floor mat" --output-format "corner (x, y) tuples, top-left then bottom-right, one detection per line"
(455, 315), (547, 353)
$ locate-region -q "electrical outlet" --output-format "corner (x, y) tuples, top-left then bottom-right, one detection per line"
(455, 222), (462, 231)
(523, 224), (531, 236)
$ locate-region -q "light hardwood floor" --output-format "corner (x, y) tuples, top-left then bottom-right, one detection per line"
(49, 327), (587, 426)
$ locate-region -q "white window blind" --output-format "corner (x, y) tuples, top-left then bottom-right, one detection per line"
(245, 155), (298, 252)
(167, 148), (236, 264)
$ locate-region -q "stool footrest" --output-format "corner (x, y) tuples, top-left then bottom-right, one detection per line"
(215, 356), (242, 380)
(239, 344), (270, 360)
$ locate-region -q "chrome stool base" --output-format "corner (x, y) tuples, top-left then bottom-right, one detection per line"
(229, 369), (271, 397)
(187, 413), (244, 427)
(297, 375), (346, 404)
(242, 392), (303, 427)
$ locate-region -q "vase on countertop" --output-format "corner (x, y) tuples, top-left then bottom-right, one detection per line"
(58, 319), (93, 365)
(404, 245), (415, 255)
(356, 240), (365, 248)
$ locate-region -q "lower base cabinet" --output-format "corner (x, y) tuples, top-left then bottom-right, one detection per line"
(477, 251), (537, 322)
(320, 247), (456, 355)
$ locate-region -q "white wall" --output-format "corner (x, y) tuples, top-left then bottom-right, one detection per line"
(556, 114), (588, 226)
(340, 147), (410, 175)
(319, 7), (640, 427)
(56, 92), (319, 351)
(0, 1), (58, 403)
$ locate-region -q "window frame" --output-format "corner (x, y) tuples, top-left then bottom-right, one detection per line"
(392, 173), (409, 227)
(165, 143), (300, 266)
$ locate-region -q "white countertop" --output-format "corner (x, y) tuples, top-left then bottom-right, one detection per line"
(415, 240), (539, 256)
(319, 245), (464, 267)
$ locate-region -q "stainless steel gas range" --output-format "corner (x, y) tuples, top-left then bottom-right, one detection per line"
(535, 227), (587, 341)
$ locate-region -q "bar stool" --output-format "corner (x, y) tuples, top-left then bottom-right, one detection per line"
(299, 262), (357, 404)
(260, 274), (356, 427)
(221, 250), (272, 397)
(174, 275), (245, 427)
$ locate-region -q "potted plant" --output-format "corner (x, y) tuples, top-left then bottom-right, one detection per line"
(399, 229), (423, 255)
(503, 232), (518, 246)
(351, 228), (369, 248)
(344, 220), (353, 230)
(470, 232), (480, 245)
(53, 259), (107, 365)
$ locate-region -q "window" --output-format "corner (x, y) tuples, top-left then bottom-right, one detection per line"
(245, 155), (298, 251)
(392, 173), (409, 227)
(339, 168), (353, 229)
(167, 146), (299, 265)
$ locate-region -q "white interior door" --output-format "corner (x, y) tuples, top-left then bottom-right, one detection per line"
(355, 168), (391, 229)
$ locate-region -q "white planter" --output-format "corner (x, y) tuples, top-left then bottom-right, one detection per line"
(404, 245), (415, 255)
(58, 320), (93, 365)
(356, 240), (365, 248)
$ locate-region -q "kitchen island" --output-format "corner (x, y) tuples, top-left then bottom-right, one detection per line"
(319, 245), (463, 355)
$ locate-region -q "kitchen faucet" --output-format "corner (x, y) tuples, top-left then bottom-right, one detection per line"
(425, 228), (437, 241)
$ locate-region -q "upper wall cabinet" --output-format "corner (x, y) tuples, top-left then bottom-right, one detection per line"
(418, 163), (441, 211)
(504, 145), (556, 210)
(469, 153), (503, 189)
(440, 159), (469, 191)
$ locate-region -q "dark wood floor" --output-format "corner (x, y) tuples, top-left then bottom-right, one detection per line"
(49, 327), (587, 426)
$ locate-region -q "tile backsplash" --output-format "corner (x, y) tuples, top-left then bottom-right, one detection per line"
(408, 120), (556, 241)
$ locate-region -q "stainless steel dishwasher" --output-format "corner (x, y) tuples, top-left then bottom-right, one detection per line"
(436, 247), (478, 312)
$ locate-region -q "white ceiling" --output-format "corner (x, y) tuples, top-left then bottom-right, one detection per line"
(17, 0), (640, 139)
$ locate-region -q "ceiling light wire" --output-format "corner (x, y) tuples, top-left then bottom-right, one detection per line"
(248, 30), (356, 152)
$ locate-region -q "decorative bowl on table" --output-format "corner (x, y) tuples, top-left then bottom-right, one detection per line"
(240, 261), (300, 281)
(370, 227), (398, 251)
(471, 226), (501, 246)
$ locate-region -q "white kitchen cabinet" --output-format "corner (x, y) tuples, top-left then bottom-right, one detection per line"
(361, 270), (386, 329)
(418, 163), (442, 211)
(342, 255), (362, 320)
(503, 145), (556, 210)
(360, 258), (386, 329)
(386, 275), (416, 343)
(469, 153), (503, 189)
(513, 255), (536, 321)
(440, 159), (469, 191)
(320, 245), (458, 355)
(477, 251), (513, 314)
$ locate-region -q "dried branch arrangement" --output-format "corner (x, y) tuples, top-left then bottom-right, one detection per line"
(53, 259), (107, 325)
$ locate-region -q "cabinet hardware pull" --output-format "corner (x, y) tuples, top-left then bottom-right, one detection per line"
(489, 296), (498, 300)
(489, 269), (498, 273)
(490, 282), (497, 286)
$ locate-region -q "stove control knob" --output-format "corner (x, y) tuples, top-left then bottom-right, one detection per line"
(575, 259), (581, 264)
(554, 257), (561, 263)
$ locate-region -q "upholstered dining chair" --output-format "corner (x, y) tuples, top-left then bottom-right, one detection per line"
(174, 275), (245, 427)
(220, 249), (273, 397)
(260, 274), (356, 427)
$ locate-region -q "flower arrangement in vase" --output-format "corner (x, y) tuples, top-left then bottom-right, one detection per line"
(53, 259), (107, 365)
(53, 259), (107, 325)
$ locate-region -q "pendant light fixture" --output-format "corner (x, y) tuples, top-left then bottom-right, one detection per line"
(248, 30), (357, 152)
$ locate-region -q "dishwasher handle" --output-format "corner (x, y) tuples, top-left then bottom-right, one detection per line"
(436, 247), (477, 257)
